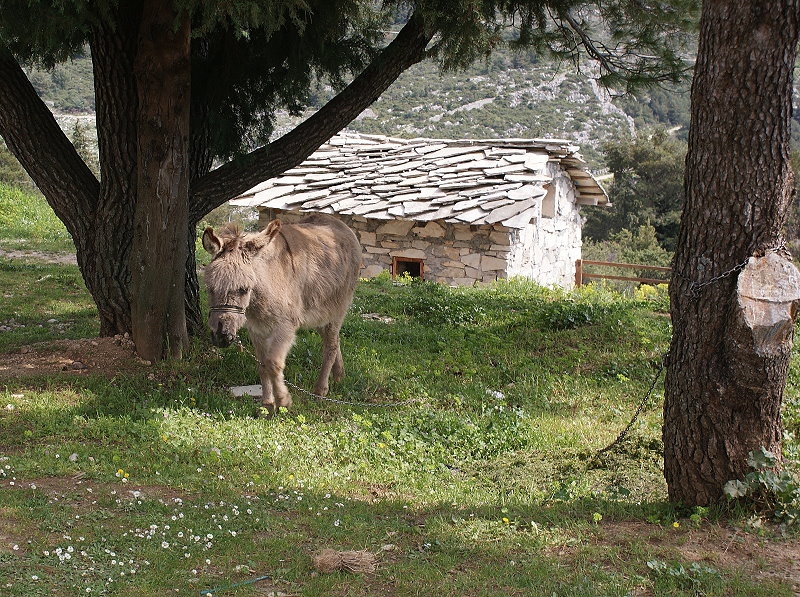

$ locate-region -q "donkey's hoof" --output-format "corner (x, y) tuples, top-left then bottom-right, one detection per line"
(276, 394), (293, 410)
(255, 402), (277, 418)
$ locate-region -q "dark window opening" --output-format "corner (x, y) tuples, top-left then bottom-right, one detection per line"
(393, 257), (424, 279)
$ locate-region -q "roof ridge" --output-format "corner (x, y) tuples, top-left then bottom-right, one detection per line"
(334, 130), (580, 151)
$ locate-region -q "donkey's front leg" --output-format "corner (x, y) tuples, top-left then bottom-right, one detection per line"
(253, 345), (276, 417)
(260, 326), (296, 414)
(250, 333), (279, 416)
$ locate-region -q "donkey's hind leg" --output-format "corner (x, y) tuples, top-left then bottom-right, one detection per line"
(331, 344), (344, 383)
(314, 323), (342, 397)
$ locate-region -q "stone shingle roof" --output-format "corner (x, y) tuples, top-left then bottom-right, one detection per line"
(231, 133), (609, 230)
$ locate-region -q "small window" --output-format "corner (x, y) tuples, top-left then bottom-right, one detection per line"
(541, 185), (556, 218)
(392, 256), (424, 280)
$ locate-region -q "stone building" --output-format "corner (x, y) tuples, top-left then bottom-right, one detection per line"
(231, 133), (609, 288)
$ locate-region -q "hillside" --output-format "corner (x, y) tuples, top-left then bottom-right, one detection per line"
(28, 46), (691, 170)
(343, 51), (691, 166)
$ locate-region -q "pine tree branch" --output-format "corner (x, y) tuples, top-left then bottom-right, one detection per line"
(189, 12), (434, 220)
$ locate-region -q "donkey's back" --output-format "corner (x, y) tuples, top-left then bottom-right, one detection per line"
(267, 214), (362, 327)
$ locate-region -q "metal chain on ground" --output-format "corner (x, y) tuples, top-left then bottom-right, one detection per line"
(199, 574), (272, 595)
(233, 338), (417, 408)
(596, 352), (669, 455)
(284, 379), (417, 408)
(599, 243), (788, 453)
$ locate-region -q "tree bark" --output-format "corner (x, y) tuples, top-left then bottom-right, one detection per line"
(89, 5), (141, 335)
(0, 4), (142, 338)
(0, 52), (98, 237)
(663, 0), (800, 506)
(0, 50), (130, 331)
(131, 1), (192, 361)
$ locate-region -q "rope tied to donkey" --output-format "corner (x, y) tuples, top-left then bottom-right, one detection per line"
(284, 379), (418, 408)
(199, 574), (272, 595)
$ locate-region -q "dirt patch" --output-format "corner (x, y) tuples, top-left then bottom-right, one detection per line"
(0, 336), (150, 381)
(0, 248), (77, 265)
(677, 523), (800, 588)
(5, 474), (192, 506)
(0, 249), (156, 381)
(596, 520), (800, 592)
(0, 474), (194, 554)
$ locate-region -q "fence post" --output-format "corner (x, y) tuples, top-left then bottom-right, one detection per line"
(575, 259), (583, 287)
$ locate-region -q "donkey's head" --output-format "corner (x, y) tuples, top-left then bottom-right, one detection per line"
(201, 220), (282, 347)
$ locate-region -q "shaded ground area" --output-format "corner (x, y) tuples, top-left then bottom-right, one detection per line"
(593, 520), (800, 593)
(0, 336), (149, 380)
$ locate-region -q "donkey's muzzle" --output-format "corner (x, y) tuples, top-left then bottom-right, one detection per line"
(211, 321), (237, 348)
(211, 332), (235, 348)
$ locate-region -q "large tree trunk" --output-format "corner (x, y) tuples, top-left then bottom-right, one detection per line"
(0, 4), (141, 339)
(89, 4), (141, 336)
(663, 0), (800, 506)
(0, 50), (129, 330)
(0, 51), (98, 239)
(131, 1), (192, 361)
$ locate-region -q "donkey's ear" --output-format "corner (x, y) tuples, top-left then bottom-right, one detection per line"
(264, 219), (282, 239)
(202, 227), (222, 255)
(244, 219), (282, 254)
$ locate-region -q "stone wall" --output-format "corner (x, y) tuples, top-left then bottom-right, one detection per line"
(259, 209), (515, 286)
(506, 167), (582, 288)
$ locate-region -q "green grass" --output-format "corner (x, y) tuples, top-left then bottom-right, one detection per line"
(0, 183), (75, 253)
(0, 192), (799, 595)
(0, 259), (98, 351)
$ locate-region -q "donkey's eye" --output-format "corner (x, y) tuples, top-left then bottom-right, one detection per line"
(237, 288), (248, 296)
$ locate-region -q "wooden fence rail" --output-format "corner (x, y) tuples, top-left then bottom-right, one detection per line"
(575, 259), (672, 287)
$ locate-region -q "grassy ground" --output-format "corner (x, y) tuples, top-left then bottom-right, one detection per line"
(2, 186), (800, 596)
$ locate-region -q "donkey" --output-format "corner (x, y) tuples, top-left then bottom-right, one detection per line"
(202, 214), (362, 415)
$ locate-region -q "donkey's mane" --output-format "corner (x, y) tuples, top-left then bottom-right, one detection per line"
(217, 222), (244, 240)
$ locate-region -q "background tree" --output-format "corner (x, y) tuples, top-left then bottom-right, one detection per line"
(0, 0), (697, 362)
(582, 224), (672, 281)
(70, 120), (99, 179)
(583, 129), (686, 252)
(663, 0), (800, 505)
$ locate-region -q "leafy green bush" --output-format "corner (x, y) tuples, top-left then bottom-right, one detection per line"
(581, 224), (672, 295)
(723, 448), (800, 527)
(583, 224), (672, 269)
(399, 280), (487, 326)
(633, 283), (670, 312)
(535, 284), (628, 330)
(647, 559), (721, 593)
